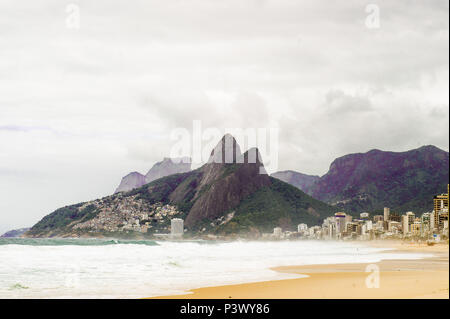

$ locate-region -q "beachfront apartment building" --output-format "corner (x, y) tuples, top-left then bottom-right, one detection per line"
(335, 212), (347, 236)
(388, 221), (401, 233)
(170, 218), (184, 238)
(432, 184), (449, 232)
(402, 212), (415, 235)
(411, 218), (422, 236)
(384, 207), (390, 222)
(373, 215), (384, 223)
(273, 227), (283, 238)
(298, 223), (308, 233)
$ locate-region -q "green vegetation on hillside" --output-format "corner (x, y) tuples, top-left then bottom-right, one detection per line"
(215, 177), (337, 234)
(311, 145), (449, 214)
(129, 173), (189, 204)
(28, 204), (98, 236)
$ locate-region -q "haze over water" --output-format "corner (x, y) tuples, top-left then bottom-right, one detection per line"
(0, 239), (432, 298)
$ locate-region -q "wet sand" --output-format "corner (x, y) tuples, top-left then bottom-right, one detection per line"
(152, 241), (449, 299)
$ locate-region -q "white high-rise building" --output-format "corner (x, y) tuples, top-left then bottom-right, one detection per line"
(297, 223), (308, 233)
(430, 211), (436, 230)
(329, 223), (335, 238)
(402, 212), (415, 235)
(384, 207), (390, 222)
(170, 218), (184, 238)
(335, 212), (347, 234)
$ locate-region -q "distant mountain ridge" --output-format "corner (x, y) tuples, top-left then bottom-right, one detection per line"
(270, 171), (319, 193)
(114, 172), (146, 193)
(1, 227), (30, 238)
(272, 145), (449, 214)
(114, 157), (191, 193)
(27, 135), (336, 238)
(145, 157), (191, 183)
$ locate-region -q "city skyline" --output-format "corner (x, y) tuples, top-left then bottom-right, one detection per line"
(270, 185), (449, 241)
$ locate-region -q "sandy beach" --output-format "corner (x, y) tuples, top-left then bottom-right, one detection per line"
(153, 241), (449, 299)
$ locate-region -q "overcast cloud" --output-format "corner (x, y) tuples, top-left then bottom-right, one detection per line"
(0, 0), (448, 233)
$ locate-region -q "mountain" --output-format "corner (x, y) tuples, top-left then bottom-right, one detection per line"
(114, 172), (146, 193)
(26, 135), (336, 238)
(144, 157), (191, 183)
(1, 227), (30, 238)
(271, 170), (319, 193)
(114, 157), (191, 193)
(308, 145), (449, 214)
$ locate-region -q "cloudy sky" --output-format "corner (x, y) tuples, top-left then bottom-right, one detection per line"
(0, 0), (448, 233)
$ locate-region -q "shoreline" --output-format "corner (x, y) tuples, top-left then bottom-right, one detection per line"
(151, 241), (449, 299)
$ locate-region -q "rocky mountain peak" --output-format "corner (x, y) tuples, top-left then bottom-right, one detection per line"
(145, 157), (191, 183)
(115, 157), (192, 194)
(208, 134), (242, 164)
(114, 172), (146, 193)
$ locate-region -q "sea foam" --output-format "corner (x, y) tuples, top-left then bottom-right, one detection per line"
(0, 239), (432, 298)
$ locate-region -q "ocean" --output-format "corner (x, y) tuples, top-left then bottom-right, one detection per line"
(0, 238), (432, 298)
